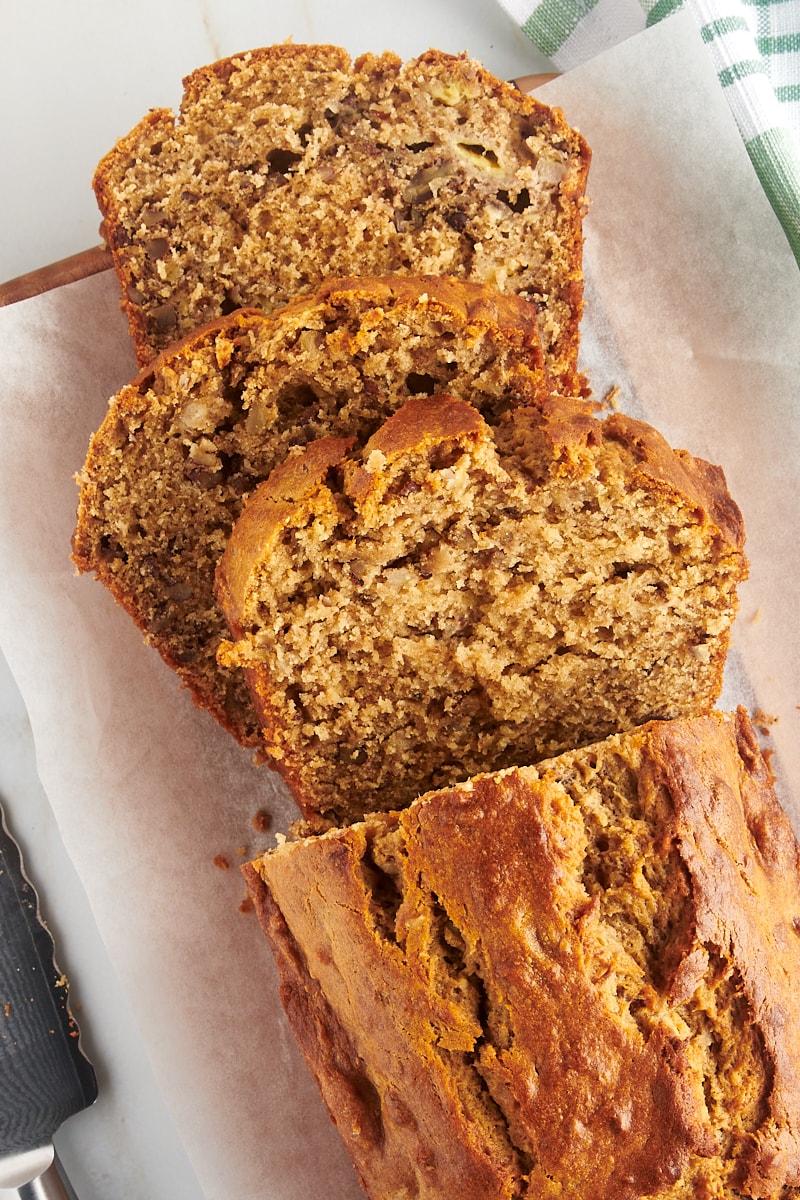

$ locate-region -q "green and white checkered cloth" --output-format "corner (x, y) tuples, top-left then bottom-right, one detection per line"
(497, 0), (800, 264)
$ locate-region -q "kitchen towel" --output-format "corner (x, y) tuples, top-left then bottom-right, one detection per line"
(498, 0), (800, 264)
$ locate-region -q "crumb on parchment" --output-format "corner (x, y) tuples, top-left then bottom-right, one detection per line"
(754, 709), (778, 737)
(252, 808), (272, 833)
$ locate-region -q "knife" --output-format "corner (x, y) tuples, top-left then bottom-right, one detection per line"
(0, 798), (98, 1198)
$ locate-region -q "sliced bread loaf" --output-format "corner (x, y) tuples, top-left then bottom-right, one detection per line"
(93, 44), (590, 388)
(72, 274), (553, 749)
(216, 392), (747, 828)
(245, 708), (800, 1200)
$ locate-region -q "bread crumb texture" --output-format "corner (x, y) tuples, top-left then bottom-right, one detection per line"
(248, 710), (800, 1200)
(218, 392), (747, 827)
(72, 276), (556, 748)
(93, 45), (590, 391)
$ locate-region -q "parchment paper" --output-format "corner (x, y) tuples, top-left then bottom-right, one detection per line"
(1, 12), (799, 1199)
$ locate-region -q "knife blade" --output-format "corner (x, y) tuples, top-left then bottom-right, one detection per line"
(0, 798), (98, 1198)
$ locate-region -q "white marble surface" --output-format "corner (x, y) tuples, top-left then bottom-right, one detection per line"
(0, 4), (547, 1198)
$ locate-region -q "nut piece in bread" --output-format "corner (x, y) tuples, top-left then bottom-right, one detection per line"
(93, 44), (590, 389)
(245, 709), (800, 1200)
(72, 275), (552, 749)
(217, 392), (747, 827)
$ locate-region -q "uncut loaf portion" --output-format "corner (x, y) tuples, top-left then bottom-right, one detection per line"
(216, 392), (748, 829)
(93, 43), (590, 387)
(72, 274), (554, 750)
(244, 709), (800, 1200)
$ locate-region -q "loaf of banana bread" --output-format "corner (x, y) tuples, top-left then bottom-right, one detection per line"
(245, 709), (800, 1200)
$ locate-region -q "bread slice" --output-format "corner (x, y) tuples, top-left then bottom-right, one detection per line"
(72, 274), (553, 749)
(244, 709), (800, 1200)
(216, 392), (747, 828)
(93, 44), (590, 389)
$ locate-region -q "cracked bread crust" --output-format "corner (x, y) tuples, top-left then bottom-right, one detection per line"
(217, 392), (747, 827)
(244, 709), (800, 1200)
(93, 44), (590, 390)
(72, 274), (552, 749)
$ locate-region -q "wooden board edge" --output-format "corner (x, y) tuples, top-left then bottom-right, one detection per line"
(0, 246), (114, 308)
(513, 72), (560, 93)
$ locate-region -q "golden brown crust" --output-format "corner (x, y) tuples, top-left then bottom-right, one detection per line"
(346, 392), (486, 508)
(602, 412), (747, 552)
(242, 858), (389, 1194)
(214, 434), (355, 641)
(647, 710), (800, 1194)
(92, 44), (590, 387)
(298, 271), (548, 353)
(500, 400), (747, 553)
(247, 710), (800, 1200)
